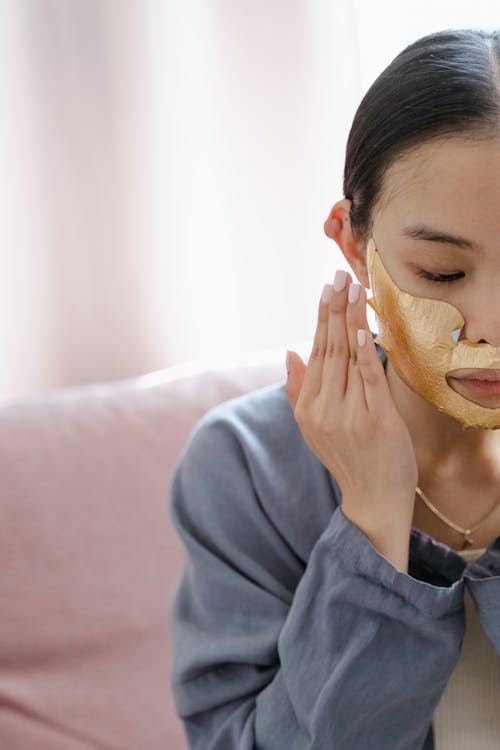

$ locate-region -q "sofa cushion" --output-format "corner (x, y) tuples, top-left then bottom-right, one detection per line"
(0, 353), (287, 749)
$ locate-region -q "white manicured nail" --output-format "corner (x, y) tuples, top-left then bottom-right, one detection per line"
(333, 269), (347, 292)
(348, 284), (360, 303)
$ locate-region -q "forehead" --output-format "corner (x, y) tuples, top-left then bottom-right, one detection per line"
(373, 136), (500, 228)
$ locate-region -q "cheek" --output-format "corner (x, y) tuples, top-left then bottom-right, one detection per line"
(372, 254), (423, 298)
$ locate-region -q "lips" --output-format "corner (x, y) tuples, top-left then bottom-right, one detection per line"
(446, 368), (500, 409)
(447, 369), (500, 382)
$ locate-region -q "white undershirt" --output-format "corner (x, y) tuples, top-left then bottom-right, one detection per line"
(433, 546), (500, 748)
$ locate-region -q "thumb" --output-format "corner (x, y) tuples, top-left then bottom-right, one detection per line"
(285, 350), (306, 410)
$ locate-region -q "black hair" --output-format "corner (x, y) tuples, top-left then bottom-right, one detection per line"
(343, 28), (500, 240)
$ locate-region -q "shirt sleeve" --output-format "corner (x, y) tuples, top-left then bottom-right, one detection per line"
(169, 406), (466, 750)
(464, 545), (500, 651)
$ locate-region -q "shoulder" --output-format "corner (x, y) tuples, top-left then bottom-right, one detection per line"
(186, 381), (304, 469)
(170, 382), (337, 564)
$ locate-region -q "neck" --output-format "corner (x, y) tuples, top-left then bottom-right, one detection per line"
(385, 360), (500, 482)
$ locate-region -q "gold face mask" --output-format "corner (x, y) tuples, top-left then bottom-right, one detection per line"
(365, 238), (500, 430)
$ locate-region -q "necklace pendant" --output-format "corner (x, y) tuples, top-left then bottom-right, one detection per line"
(462, 530), (474, 550)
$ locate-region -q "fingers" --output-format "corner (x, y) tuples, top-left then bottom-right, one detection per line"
(287, 269), (389, 418)
(297, 283), (336, 405)
(345, 282), (364, 367)
(344, 282), (370, 410)
(344, 281), (391, 416)
(322, 269), (354, 402)
(285, 350), (306, 409)
(355, 327), (394, 416)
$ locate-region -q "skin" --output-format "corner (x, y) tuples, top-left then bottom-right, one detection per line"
(287, 136), (500, 553)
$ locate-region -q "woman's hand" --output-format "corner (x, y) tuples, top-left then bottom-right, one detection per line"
(285, 270), (418, 571)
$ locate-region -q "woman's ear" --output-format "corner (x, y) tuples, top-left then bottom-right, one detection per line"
(323, 199), (370, 290)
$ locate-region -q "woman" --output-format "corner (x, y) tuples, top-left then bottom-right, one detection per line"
(170, 29), (500, 749)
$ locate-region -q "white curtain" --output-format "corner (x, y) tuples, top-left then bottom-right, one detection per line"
(0, 0), (497, 405)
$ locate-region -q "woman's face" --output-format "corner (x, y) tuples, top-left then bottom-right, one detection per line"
(369, 135), (500, 405)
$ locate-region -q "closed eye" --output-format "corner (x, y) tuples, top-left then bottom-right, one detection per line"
(416, 270), (465, 284)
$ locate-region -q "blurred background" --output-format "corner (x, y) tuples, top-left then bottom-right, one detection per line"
(0, 0), (498, 406)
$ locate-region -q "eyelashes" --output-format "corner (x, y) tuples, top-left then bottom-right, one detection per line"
(416, 270), (465, 284)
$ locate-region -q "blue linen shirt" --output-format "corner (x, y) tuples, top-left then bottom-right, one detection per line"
(169, 338), (500, 749)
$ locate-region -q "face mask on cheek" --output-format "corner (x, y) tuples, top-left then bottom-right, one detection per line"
(365, 238), (500, 430)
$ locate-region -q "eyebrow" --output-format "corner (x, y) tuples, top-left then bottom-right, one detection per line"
(400, 224), (482, 253)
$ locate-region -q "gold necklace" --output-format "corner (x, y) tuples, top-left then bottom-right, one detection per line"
(415, 485), (500, 550)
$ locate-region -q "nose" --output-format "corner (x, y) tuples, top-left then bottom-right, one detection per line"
(459, 284), (500, 348)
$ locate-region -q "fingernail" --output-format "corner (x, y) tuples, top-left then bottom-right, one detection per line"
(321, 283), (332, 304)
(333, 269), (347, 292)
(348, 283), (360, 303)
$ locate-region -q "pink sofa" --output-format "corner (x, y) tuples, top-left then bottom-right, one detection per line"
(0, 350), (289, 749)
